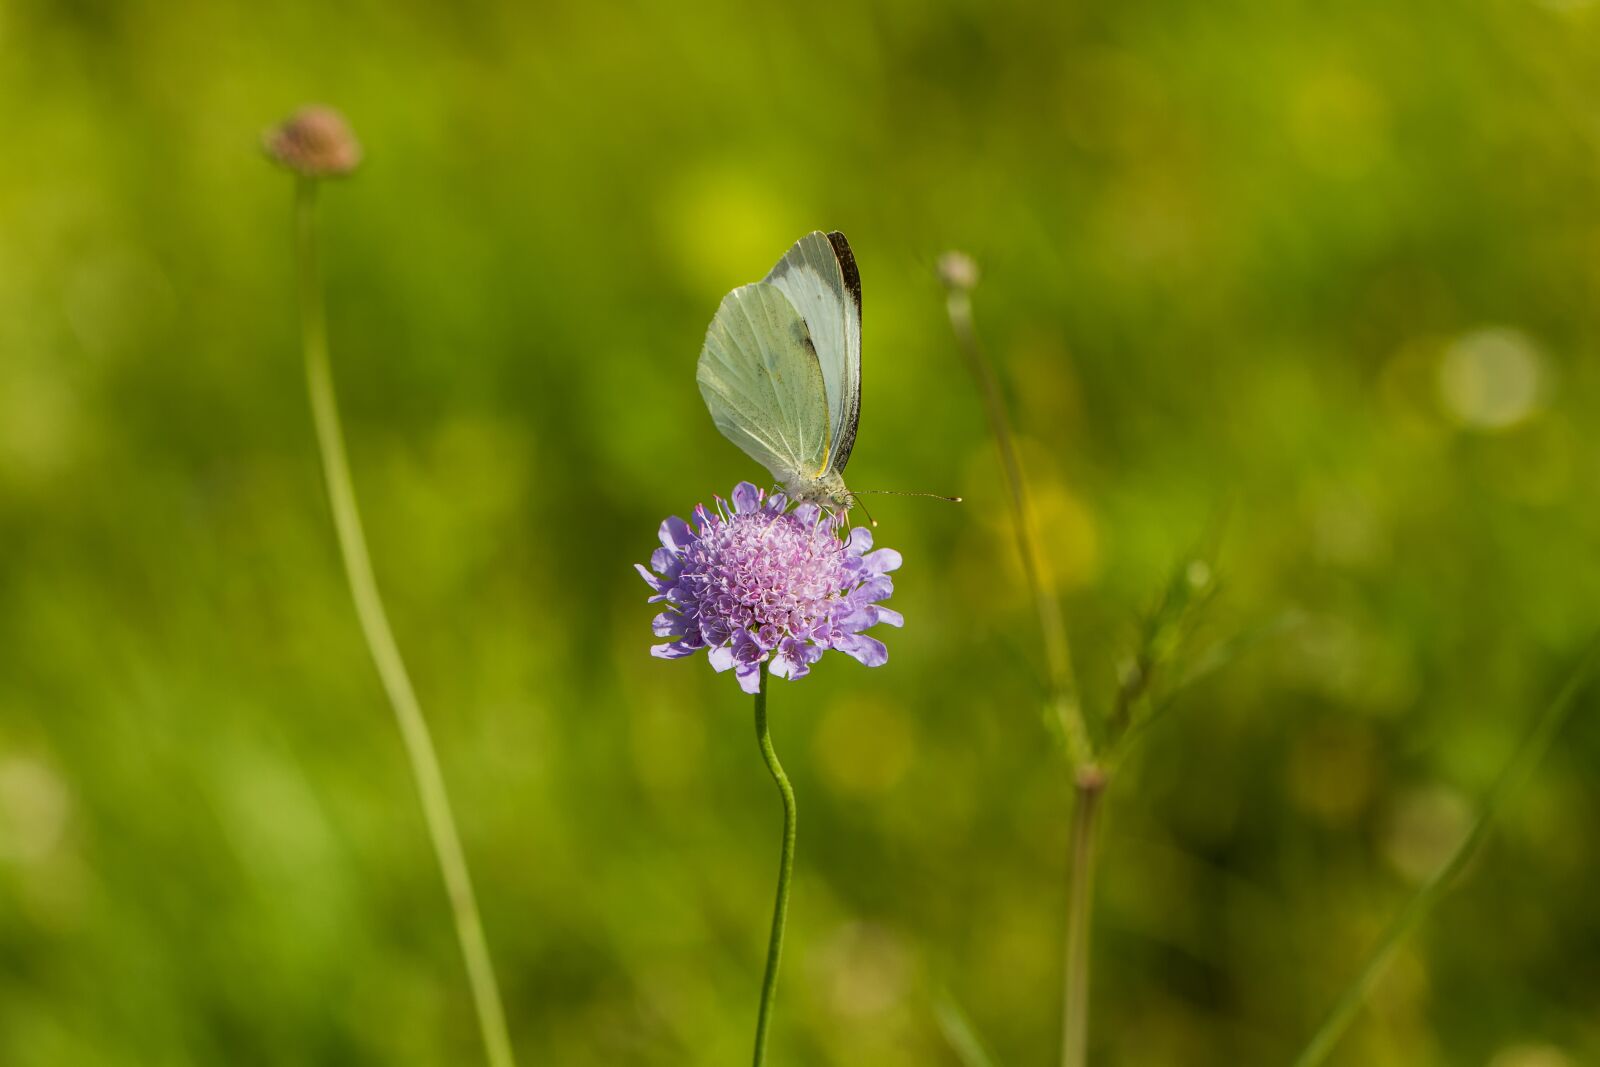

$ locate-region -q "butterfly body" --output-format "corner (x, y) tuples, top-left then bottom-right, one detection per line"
(783, 467), (853, 511)
(697, 231), (863, 512)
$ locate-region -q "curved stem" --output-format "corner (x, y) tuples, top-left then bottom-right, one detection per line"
(294, 179), (517, 1067)
(751, 664), (795, 1067)
(1289, 631), (1600, 1067)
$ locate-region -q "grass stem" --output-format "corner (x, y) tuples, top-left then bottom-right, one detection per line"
(943, 280), (1090, 767)
(943, 261), (1103, 1067)
(1061, 768), (1105, 1067)
(1289, 631), (1600, 1067)
(294, 178), (517, 1067)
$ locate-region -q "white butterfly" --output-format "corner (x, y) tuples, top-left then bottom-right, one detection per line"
(696, 231), (863, 510)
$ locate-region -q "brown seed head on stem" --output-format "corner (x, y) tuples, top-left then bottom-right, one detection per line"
(264, 106), (361, 178)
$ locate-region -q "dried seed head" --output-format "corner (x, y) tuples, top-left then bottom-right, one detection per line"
(936, 251), (980, 292)
(263, 106), (361, 178)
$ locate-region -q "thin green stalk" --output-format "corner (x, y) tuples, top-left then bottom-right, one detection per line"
(294, 179), (517, 1067)
(943, 259), (1101, 1067)
(935, 987), (1001, 1067)
(1290, 632), (1600, 1067)
(943, 277), (1089, 767)
(751, 663), (795, 1067)
(1061, 768), (1105, 1067)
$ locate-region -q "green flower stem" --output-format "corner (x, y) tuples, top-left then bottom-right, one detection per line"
(294, 178), (517, 1067)
(751, 663), (795, 1067)
(1289, 631), (1600, 1067)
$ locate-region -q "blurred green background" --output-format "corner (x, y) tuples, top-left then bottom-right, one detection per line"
(5, 1), (1600, 1064)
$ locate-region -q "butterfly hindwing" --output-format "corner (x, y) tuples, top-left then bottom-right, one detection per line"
(697, 280), (832, 487)
(765, 231), (862, 475)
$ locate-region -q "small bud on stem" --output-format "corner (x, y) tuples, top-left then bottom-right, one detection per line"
(937, 250), (981, 292)
(264, 105), (362, 179)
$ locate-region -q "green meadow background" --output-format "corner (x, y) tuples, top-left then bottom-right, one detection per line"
(5, 1), (1600, 1064)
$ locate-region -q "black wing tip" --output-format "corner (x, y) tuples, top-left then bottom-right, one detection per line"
(824, 231), (862, 313)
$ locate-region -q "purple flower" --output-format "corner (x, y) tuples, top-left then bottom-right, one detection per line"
(638, 482), (904, 694)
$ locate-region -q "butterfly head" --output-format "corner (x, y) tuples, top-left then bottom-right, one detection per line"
(783, 469), (855, 513)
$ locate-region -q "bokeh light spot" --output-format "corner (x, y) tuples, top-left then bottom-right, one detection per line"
(1489, 1044), (1573, 1067)
(1382, 785), (1471, 884)
(0, 756), (71, 864)
(1437, 327), (1546, 431)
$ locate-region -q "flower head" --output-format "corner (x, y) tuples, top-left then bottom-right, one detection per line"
(264, 105), (362, 178)
(638, 482), (903, 694)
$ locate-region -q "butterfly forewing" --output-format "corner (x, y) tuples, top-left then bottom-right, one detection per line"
(697, 281), (832, 487)
(765, 231), (863, 475)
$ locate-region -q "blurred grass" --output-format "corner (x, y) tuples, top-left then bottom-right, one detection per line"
(4, 1), (1600, 1065)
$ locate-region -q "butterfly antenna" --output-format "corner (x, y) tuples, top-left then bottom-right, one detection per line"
(854, 489), (964, 503)
(849, 494), (878, 528)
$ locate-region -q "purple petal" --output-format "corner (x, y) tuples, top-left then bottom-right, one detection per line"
(700, 613), (732, 647)
(650, 547), (680, 576)
(767, 492), (789, 512)
(863, 548), (902, 575)
(651, 640), (700, 660)
(731, 627), (765, 664)
(771, 637), (820, 680)
(793, 503), (821, 526)
(732, 482), (762, 514)
(846, 527), (874, 556)
(652, 611), (688, 638)
(659, 515), (694, 551)
(838, 607), (878, 632)
(735, 661), (764, 694)
(707, 644), (737, 673)
(834, 632), (889, 667)
(635, 563), (665, 592)
(852, 575), (895, 605)
(873, 606), (904, 628)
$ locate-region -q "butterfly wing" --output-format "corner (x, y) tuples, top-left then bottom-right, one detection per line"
(764, 231), (862, 475)
(697, 281), (832, 487)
